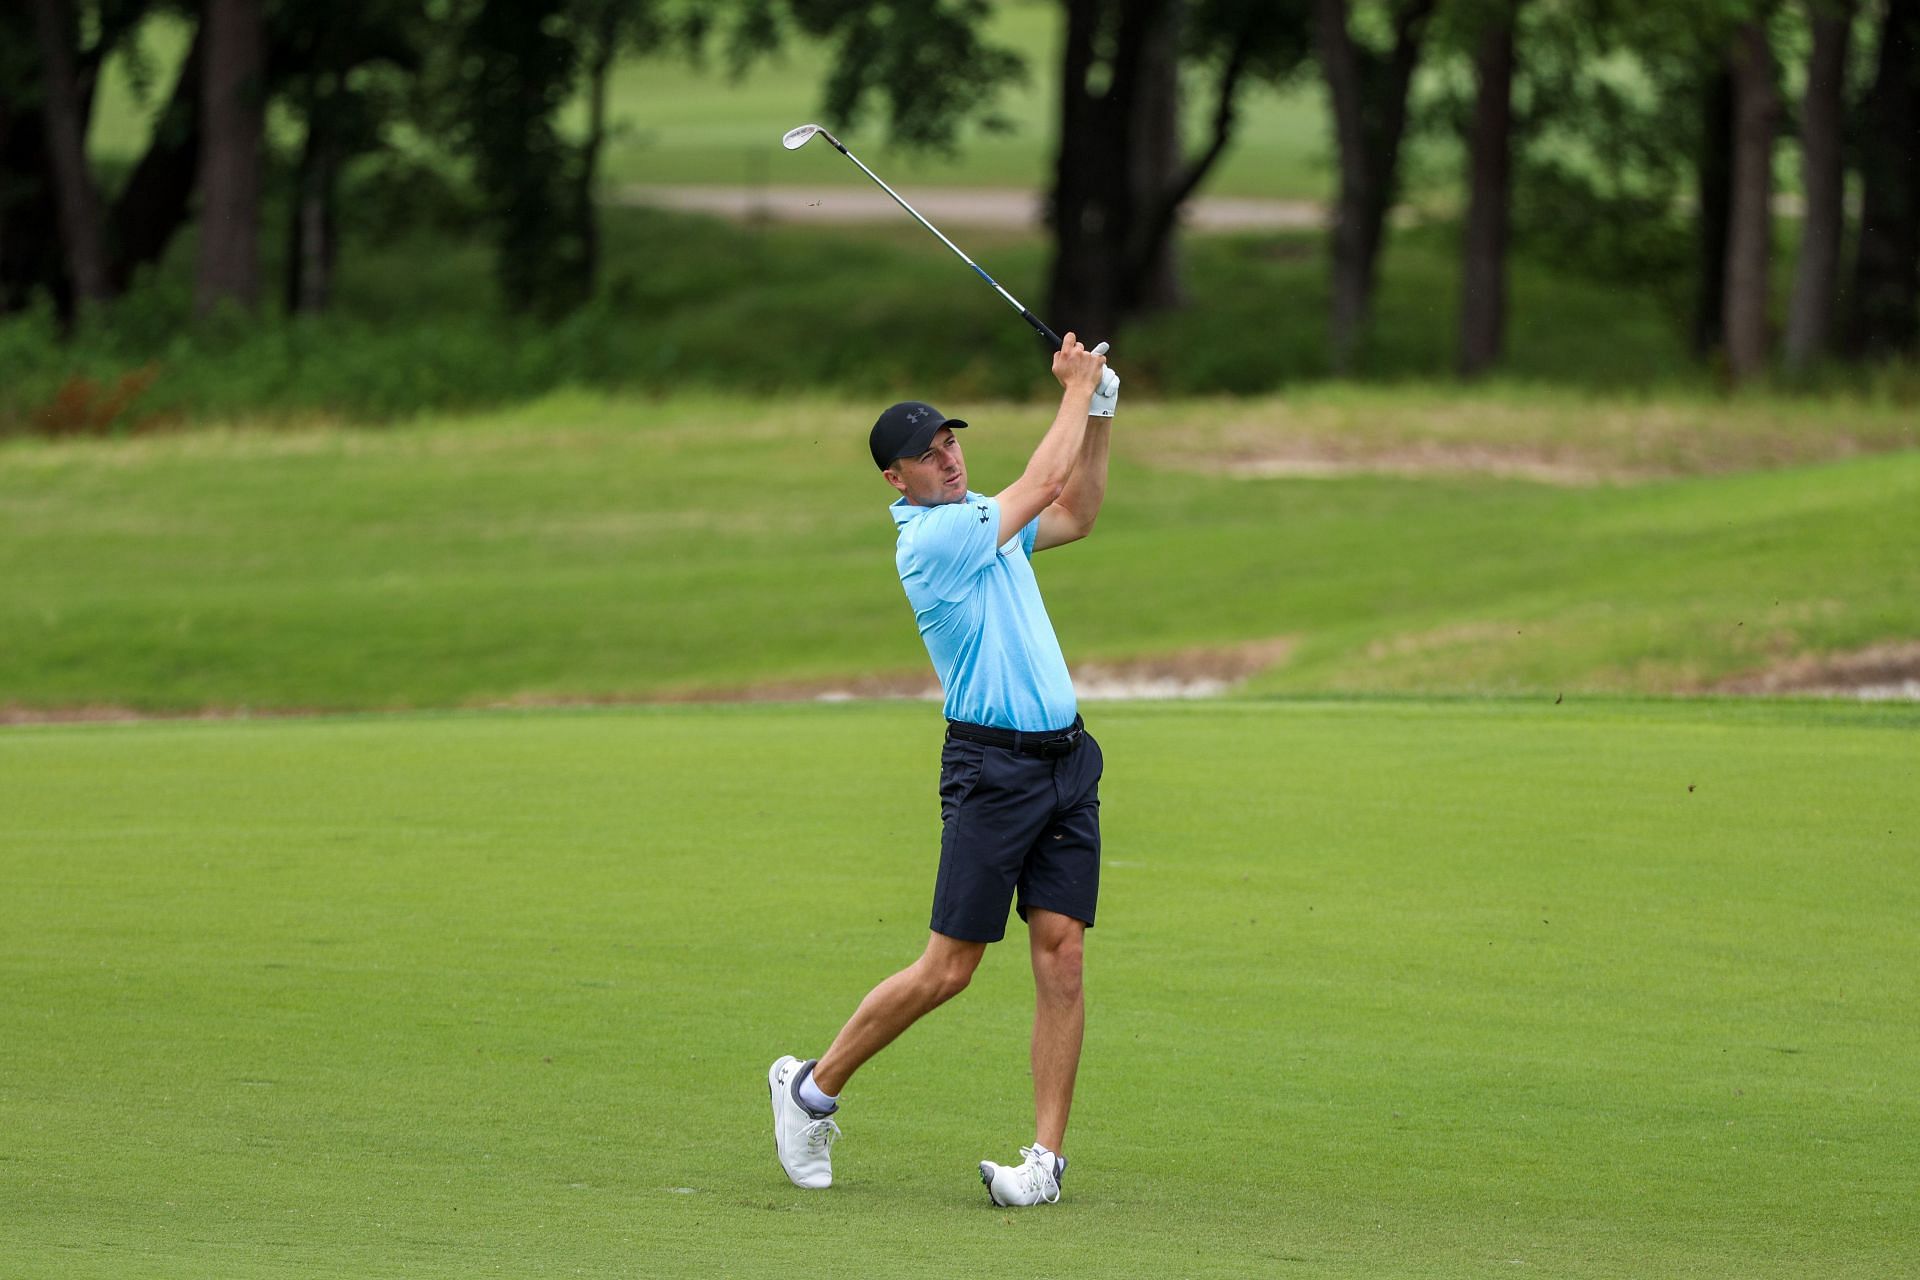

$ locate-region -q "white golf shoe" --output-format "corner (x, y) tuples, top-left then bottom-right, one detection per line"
(979, 1143), (1063, 1206)
(768, 1056), (840, 1188)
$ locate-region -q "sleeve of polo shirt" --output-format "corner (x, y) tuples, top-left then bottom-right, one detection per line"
(1019, 515), (1040, 556)
(908, 497), (1003, 601)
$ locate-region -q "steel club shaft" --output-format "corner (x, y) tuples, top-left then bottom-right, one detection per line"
(781, 123), (1064, 350)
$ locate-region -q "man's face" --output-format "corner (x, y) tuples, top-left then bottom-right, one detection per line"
(885, 427), (967, 506)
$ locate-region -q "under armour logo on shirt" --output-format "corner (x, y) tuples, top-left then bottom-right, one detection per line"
(977, 504), (990, 523)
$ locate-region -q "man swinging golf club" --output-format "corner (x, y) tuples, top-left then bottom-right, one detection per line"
(769, 333), (1119, 1206)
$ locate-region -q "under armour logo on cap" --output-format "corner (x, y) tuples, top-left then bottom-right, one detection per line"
(870, 400), (970, 471)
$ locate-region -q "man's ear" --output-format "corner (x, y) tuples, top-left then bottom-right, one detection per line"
(882, 467), (909, 496)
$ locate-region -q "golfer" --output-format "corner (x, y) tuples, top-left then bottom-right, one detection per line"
(769, 334), (1118, 1207)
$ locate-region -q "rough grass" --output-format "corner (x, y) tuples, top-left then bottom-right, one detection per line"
(2, 392), (1916, 714)
(2, 700), (1915, 1277)
(0, 205), (1797, 434)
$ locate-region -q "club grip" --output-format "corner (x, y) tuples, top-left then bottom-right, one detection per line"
(1020, 309), (1063, 350)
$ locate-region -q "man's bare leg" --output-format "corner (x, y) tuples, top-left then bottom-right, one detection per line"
(812, 932), (987, 1096)
(1027, 908), (1086, 1153)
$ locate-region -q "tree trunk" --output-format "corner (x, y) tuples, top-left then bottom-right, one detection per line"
(31, 0), (113, 306)
(109, 24), (205, 294)
(1785, 2), (1852, 367)
(577, 7), (621, 298)
(1458, 4), (1516, 378)
(285, 120), (338, 315)
(1723, 19), (1779, 382)
(1045, 0), (1272, 344)
(1847, 0), (1920, 356)
(1316, 0), (1438, 373)
(195, 0), (267, 316)
(1046, 0), (1132, 346)
(1693, 66), (1734, 356)
(1318, 0), (1372, 372)
(465, 0), (592, 316)
(1128, 0), (1185, 312)
(0, 91), (70, 318)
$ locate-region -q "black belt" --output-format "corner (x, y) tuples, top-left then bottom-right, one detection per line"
(946, 714), (1084, 759)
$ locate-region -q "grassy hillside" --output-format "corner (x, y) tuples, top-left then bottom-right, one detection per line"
(4, 701), (1915, 1276)
(2, 392), (1915, 713)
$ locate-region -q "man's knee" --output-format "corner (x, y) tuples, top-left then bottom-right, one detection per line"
(1033, 931), (1084, 1000)
(919, 938), (984, 1003)
(929, 963), (974, 1003)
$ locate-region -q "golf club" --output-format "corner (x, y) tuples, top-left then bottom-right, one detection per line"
(782, 123), (1098, 356)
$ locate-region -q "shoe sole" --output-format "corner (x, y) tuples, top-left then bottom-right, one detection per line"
(768, 1056), (795, 1174)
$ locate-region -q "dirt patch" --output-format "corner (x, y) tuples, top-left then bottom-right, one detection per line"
(1138, 396), (1920, 486)
(1216, 447), (1645, 487)
(0, 703), (332, 725)
(640, 672), (939, 704)
(1070, 636), (1296, 698)
(1363, 620), (1530, 661)
(1144, 411), (1653, 486)
(1711, 641), (1920, 700)
(649, 635), (1297, 703)
(0, 638), (1298, 724)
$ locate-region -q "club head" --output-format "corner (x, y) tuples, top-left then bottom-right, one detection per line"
(781, 123), (829, 151)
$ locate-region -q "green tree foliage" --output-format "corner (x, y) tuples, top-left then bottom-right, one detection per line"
(435, 0), (671, 316)
(450, 0), (595, 315)
(1417, 1), (1755, 330)
(776, 0), (1024, 149)
(8, 0), (1914, 379)
(1048, 0), (1313, 340)
(273, 1), (429, 311)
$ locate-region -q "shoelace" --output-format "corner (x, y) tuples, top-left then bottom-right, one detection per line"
(801, 1116), (841, 1154)
(1014, 1145), (1061, 1203)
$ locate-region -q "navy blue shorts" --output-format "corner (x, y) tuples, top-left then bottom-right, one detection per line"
(929, 720), (1103, 943)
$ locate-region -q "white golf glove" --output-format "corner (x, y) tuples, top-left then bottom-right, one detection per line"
(1089, 366), (1120, 418)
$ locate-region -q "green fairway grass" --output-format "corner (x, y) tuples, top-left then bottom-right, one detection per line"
(2, 700), (1914, 1277)
(2, 393), (1916, 714)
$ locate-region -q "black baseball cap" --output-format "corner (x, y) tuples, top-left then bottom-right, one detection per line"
(869, 401), (969, 471)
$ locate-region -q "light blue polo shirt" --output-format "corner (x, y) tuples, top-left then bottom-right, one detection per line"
(891, 491), (1077, 732)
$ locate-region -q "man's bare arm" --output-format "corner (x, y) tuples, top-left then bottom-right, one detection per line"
(1034, 417), (1109, 551)
(995, 334), (1106, 536)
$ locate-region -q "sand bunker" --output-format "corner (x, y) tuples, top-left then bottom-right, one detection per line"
(1712, 640), (1920, 701)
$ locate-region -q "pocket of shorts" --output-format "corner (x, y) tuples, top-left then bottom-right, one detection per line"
(939, 739), (988, 818)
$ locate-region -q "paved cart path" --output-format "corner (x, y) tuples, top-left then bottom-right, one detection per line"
(614, 185), (1811, 232)
(614, 183), (1327, 232)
